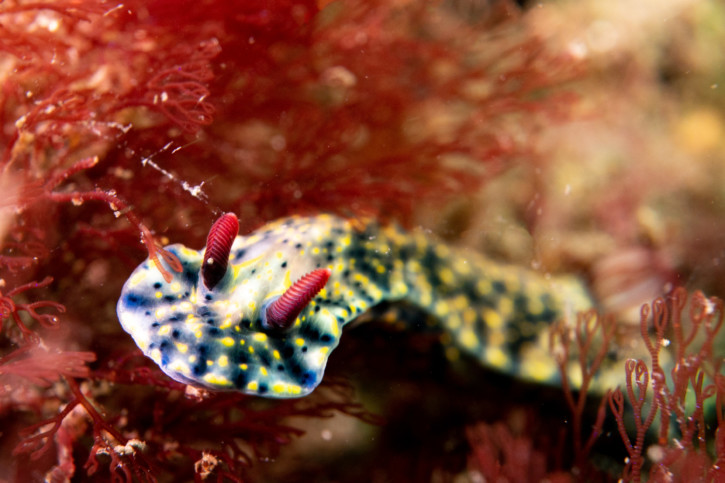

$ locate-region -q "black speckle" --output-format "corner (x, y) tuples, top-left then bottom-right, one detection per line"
(277, 364), (285, 371)
(251, 269), (256, 274)
(205, 294), (213, 301)
(282, 238), (289, 244)
(153, 282), (162, 289)
(314, 306), (320, 313)
(283, 346), (294, 357)
(168, 315), (180, 322)
(321, 334), (332, 342)
(206, 319), (215, 325)
(145, 311), (151, 316)
(171, 329), (180, 339)
(258, 383), (268, 394)
(295, 242), (303, 248)
(159, 341), (171, 352)
(326, 254), (334, 262)
(281, 261), (287, 268)
(301, 346), (308, 353)
(207, 328), (221, 337)
(291, 364), (302, 375)
(164, 295), (175, 302)
(234, 372), (247, 388)
(151, 322), (160, 328)
(192, 361), (207, 376)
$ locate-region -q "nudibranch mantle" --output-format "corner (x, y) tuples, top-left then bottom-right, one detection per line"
(118, 214), (593, 398)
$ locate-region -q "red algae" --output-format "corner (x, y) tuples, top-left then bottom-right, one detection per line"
(4, 0), (721, 481)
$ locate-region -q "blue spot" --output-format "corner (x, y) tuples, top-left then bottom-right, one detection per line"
(124, 293), (145, 308)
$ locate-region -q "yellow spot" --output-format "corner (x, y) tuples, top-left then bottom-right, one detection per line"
(476, 279), (492, 295)
(219, 319), (233, 330)
(154, 308), (167, 319)
(175, 343), (188, 353)
(239, 363), (248, 370)
(149, 349), (161, 363)
(446, 316), (461, 330)
(340, 309), (349, 318)
(170, 282), (181, 293)
(489, 330), (505, 346)
(376, 265), (385, 274)
(155, 291), (163, 299)
(498, 297), (513, 317)
(295, 338), (305, 346)
(273, 350), (281, 360)
(247, 381), (259, 391)
(485, 347), (510, 369)
(203, 373), (230, 386)
(445, 346), (459, 361)
(169, 361), (190, 375)
(520, 345), (557, 382)
(313, 247), (320, 255)
(158, 325), (171, 336)
(260, 366), (268, 376)
(434, 244), (450, 258)
(247, 301), (256, 310)
(483, 309), (503, 329)
(434, 301), (449, 317)
(221, 337), (235, 347)
(253, 333), (267, 342)
(249, 346), (255, 354)
(463, 308), (476, 325)
(218, 355), (229, 367)
(207, 360), (213, 366)
(128, 271), (146, 287)
(460, 329), (478, 349)
(189, 355), (197, 363)
(439, 268), (454, 285)
(527, 297), (544, 316)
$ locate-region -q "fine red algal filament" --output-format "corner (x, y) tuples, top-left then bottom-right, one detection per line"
(201, 213), (239, 290)
(266, 268), (332, 329)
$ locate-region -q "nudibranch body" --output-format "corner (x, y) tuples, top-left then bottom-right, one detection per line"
(118, 214), (593, 398)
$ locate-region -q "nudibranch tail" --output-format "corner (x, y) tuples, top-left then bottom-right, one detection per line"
(265, 268), (332, 330)
(201, 213), (239, 290)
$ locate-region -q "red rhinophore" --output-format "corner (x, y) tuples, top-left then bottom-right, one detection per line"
(266, 268), (332, 329)
(201, 213), (239, 290)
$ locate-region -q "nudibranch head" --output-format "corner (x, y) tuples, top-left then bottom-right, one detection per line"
(117, 214), (344, 398)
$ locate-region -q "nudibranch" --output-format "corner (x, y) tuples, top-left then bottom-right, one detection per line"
(117, 213), (593, 398)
